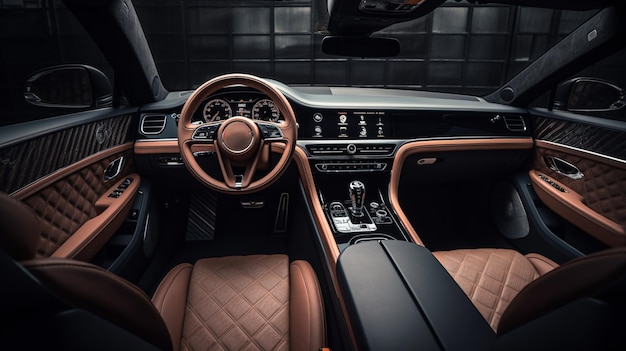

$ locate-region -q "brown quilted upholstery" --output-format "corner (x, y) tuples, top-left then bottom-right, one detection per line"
(21, 151), (133, 257)
(433, 248), (543, 331)
(533, 148), (626, 226)
(181, 255), (290, 351)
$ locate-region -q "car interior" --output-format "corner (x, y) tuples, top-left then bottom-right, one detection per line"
(1, 0), (626, 350)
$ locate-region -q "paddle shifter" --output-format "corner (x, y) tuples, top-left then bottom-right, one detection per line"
(349, 180), (366, 217)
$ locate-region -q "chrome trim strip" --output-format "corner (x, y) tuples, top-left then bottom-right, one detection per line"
(538, 140), (626, 165)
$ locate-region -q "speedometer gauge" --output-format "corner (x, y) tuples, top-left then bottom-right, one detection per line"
(203, 98), (232, 122)
(252, 99), (280, 122)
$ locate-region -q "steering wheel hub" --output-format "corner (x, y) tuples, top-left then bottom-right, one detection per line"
(218, 118), (258, 158)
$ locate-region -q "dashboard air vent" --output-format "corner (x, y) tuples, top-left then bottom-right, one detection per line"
(141, 114), (167, 135)
(503, 115), (527, 132)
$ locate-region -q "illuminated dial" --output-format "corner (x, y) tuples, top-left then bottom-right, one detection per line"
(202, 98), (232, 122)
(252, 99), (280, 122)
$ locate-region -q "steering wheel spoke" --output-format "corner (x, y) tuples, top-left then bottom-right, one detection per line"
(191, 122), (222, 142)
(215, 144), (264, 189)
(256, 121), (286, 141)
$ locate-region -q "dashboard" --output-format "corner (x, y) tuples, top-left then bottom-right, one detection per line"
(136, 81), (532, 173)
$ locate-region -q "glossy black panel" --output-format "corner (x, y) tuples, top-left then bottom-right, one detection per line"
(533, 116), (626, 160)
(0, 115), (134, 194)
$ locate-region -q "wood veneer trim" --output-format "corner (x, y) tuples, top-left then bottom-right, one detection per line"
(12, 143), (134, 200)
(535, 140), (626, 170)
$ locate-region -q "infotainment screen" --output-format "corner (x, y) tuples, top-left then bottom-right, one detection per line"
(298, 109), (390, 139)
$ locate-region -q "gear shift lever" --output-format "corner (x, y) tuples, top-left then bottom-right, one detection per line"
(349, 180), (366, 217)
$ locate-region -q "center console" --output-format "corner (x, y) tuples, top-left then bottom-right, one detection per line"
(315, 173), (409, 251)
(298, 130), (409, 251)
(337, 241), (496, 350)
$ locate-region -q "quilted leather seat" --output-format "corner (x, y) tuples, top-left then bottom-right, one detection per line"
(433, 248), (558, 331)
(433, 247), (626, 334)
(0, 193), (325, 350)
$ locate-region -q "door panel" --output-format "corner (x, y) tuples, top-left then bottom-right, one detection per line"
(0, 112), (138, 260)
(529, 114), (626, 248)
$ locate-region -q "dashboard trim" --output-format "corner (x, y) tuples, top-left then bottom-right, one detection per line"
(134, 139), (179, 154)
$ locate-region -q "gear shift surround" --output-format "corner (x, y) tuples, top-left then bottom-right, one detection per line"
(349, 180), (366, 217)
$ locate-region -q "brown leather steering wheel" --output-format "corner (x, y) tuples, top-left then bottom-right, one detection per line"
(178, 73), (297, 194)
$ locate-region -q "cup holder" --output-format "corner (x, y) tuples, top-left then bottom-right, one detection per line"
(350, 233), (396, 245)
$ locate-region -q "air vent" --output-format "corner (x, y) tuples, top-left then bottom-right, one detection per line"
(141, 114), (167, 135)
(307, 144), (395, 156)
(503, 115), (527, 132)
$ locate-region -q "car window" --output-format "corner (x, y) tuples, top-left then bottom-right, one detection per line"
(0, 1), (114, 126)
(533, 47), (626, 121)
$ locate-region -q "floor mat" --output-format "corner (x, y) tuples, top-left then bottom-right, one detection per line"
(185, 191), (218, 240)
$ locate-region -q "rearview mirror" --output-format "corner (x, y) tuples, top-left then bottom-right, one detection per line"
(322, 36), (400, 57)
(554, 77), (625, 112)
(24, 65), (112, 108)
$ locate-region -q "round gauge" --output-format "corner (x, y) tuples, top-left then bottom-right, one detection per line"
(202, 98), (232, 122)
(252, 99), (280, 122)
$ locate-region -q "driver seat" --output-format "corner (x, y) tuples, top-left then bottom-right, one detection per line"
(0, 192), (326, 351)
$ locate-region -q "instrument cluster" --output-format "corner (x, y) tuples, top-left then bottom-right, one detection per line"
(194, 91), (282, 123)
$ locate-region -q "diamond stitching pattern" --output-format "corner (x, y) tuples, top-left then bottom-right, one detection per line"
(181, 255), (289, 351)
(533, 148), (626, 225)
(434, 249), (540, 331)
(21, 152), (133, 257)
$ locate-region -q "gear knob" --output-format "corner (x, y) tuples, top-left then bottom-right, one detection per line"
(349, 180), (366, 216)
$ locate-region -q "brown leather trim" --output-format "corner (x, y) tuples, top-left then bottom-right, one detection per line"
(290, 146), (340, 273)
(529, 170), (626, 246)
(290, 260), (326, 351)
(535, 140), (626, 170)
(24, 258), (172, 351)
(525, 253), (559, 276)
(0, 192), (41, 260)
(389, 138), (534, 246)
(289, 144), (358, 349)
(152, 263), (193, 351)
(51, 173), (141, 260)
(499, 246), (626, 334)
(134, 140), (180, 155)
(12, 143), (134, 199)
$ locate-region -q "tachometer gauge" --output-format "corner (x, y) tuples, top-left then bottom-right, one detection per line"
(252, 99), (280, 122)
(203, 98), (232, 122)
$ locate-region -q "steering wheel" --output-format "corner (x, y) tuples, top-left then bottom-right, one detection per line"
(178, 73), (297, 194)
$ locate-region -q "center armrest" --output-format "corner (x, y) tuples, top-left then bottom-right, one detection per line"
(337, 241), (495, 351)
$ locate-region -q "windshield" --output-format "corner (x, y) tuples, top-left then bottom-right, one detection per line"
(0, 0), (605, 126)
(133, 1), (596, 96)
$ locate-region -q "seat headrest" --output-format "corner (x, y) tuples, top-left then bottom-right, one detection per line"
(0, 192), (40, 260)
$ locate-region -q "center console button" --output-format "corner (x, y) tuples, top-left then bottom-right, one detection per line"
(346, 143), (357, 154)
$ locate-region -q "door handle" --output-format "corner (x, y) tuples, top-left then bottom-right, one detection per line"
(543, 155), (584, 180)
(104, 156), (125, 181)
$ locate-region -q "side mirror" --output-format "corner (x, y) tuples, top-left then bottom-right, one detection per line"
(554, 77), (625, 112)
(24, 65), (112, 109)
(322, 36), (400, 57)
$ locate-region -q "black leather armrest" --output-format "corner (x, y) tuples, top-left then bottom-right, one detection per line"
(337, 241), (495, 351)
